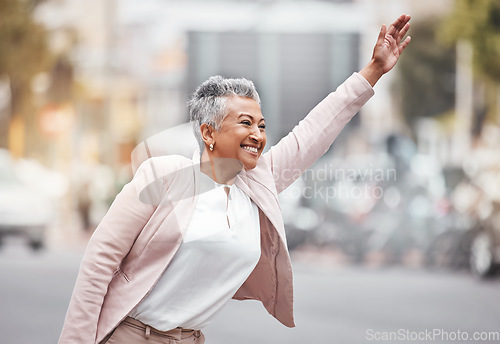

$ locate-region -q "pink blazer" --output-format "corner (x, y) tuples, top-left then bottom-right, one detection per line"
(59, 73), (374, 344)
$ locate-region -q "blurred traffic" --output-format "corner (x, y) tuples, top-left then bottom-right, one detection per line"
(281, 133), (500, 278)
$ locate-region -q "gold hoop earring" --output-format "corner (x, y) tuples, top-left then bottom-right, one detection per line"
(209, 143), (214, 151)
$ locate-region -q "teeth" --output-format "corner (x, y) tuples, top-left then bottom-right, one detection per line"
(242, 146), (258, 153)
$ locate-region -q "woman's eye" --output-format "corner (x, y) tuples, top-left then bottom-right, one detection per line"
(259, 124), (266, 130)
(241, 120), (251, 126)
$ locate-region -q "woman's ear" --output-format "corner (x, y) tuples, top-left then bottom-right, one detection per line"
(200, 123), (215, 147)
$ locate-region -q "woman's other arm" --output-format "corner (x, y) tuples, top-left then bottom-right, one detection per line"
(58, 158), (165, 344)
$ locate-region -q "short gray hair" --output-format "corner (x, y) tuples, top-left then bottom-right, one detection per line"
(188, 75), (261, 152)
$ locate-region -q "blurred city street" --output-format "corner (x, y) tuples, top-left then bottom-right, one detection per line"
(1, 240), (499, 344)
(2, 0), (500, 343)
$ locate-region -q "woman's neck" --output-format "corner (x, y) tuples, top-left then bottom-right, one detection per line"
(199, 150), (242, 185)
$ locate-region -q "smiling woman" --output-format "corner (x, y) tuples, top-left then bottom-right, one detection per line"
(59, 14), (412, 344)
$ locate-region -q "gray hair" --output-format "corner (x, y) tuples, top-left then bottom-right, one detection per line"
(188, 75), (261, 152)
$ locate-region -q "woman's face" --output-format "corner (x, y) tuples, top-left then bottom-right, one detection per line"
(210, 96), (266, 170)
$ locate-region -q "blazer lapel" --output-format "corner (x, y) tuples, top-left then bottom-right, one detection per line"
(235, 172), (286, 243)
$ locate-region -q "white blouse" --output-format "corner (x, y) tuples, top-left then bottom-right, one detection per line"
(128, 181), (261, 331)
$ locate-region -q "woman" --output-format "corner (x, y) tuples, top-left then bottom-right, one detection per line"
(59, 14), (411, 344)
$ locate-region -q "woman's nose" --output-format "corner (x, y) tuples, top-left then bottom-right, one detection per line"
(249, 129), (264, 142)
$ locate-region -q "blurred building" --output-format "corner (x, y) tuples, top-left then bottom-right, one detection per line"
(31, 0), (459, 167)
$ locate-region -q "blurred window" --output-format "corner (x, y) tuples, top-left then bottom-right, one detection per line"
(187, 31), (359, 138)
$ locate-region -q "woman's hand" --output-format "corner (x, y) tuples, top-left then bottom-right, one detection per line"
(360, 14), (411, 87)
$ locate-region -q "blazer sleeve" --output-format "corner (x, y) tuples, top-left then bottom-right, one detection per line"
(262, 72), (374, 194)
(58, 158), (165, 344)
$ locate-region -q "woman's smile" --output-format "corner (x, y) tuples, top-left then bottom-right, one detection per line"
(241, 145), (259, 155)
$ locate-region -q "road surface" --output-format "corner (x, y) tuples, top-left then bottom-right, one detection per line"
(0, 241), (499, 343)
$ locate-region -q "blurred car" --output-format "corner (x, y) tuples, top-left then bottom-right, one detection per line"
(0, 149), (55, 250)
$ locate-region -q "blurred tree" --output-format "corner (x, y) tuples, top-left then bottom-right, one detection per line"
(395, 20), (456, 129)
(0, 0), (52, 148)
(440, 0), (500, 134)
(441, 0), (500, 82)
(48, 56), (74, 104)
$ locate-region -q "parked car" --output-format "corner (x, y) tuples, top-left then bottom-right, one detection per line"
(0, 149), (55, 250)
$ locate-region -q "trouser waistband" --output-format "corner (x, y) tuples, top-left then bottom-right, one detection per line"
(123, 317), (202, 340)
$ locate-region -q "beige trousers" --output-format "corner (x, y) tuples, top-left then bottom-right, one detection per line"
(100, 317), (205, 344)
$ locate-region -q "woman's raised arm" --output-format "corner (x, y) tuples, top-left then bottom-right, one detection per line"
(263, 14), (411, 193)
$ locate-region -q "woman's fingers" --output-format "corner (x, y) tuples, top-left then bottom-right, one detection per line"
(397, 19), (411, 47)
(396, 22), (410, 45)
(387, 14), (411, 47)
(377, 24), (387, 46)
(387, 14), (406, 36)
(398, 36), (412, 54)
(387, 14), (411, 38)
(398, 14), (411, 31)
(399, 23), (410, 38)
